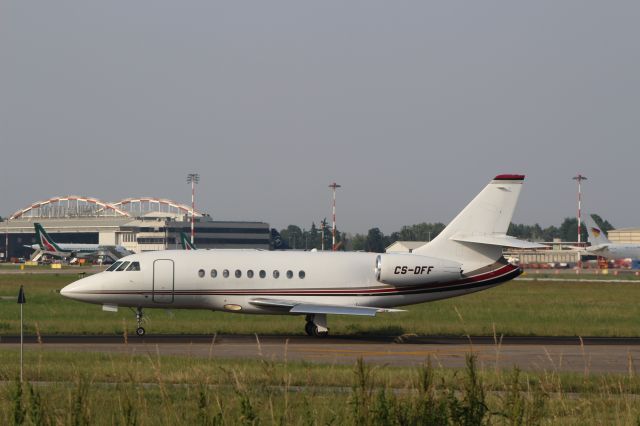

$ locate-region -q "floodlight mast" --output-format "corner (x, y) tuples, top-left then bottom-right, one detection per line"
(187, 173), (200, 245)
(573, 174), (587, 271)
(328, 183), (341, 251)
(572, 174), (587, 246)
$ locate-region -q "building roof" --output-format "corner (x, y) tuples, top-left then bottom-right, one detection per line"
(608, 227), (640, 233)
(8, 195), (203, 220)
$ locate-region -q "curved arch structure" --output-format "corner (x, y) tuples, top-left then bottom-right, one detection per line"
(10, 196), (130, 220)
(111, 198), (203, 217)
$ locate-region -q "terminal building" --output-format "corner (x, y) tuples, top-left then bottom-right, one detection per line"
(0, 195), (271, 261)
(607, 228), (640, 244)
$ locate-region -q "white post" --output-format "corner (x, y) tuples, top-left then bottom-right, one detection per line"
(191, 179), (195, 244)
(329, 183), (341, 251)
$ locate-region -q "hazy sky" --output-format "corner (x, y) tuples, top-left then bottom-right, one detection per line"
(1, 1), (639, 234)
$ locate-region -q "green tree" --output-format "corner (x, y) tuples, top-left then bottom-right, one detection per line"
(557, 217), (588, 242)
(364, 228), (385, 253)
(309, 222), (319, 249)
(398, 222), (445, 241)
(350, 233), (367, 251)
(591, 214), (614, 232)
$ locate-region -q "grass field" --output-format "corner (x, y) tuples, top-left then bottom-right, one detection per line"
(0, 273), (639, 337)
(1, 349), (639, 425)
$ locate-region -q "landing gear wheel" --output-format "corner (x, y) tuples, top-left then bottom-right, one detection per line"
(134, 307), (146, 337)
(312, 325), (328, 338)
(305, 321), (314, 336)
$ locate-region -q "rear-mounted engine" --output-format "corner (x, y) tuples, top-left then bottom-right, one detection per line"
(375, 253), (462, 286)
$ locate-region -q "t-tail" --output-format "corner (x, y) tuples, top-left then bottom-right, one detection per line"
(34, 223), (63, 253)
(584, 214), (611, 246)
(414, 175), (543, 274)
(180, 232), (197, 250)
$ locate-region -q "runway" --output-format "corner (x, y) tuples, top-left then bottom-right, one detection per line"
(2, 334), (639, 373)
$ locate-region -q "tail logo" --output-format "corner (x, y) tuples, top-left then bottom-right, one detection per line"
(41, 234), (58, 252)
(591, 227), (601, 238)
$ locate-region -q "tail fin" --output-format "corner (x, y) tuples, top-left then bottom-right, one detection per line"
(584, 214), (611, 246)
(414, 175), (542, 272)
(34, 223), (63, 252)
(180, 232), (197, 250)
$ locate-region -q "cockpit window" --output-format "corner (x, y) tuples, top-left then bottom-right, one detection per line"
(126, 262), (141, 271)
(106, 261), (122, 272)
(116, 261), (130, 271)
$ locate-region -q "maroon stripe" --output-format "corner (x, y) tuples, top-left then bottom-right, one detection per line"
(493, 174), (524, 181)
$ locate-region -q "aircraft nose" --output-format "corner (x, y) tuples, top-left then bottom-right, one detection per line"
(60, 274), (103, 302)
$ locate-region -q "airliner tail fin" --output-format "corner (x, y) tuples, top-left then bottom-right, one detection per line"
(34, 223), (63, 253)
(180, 232), (197, 250)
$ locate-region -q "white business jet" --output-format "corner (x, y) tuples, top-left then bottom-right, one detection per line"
(60, 175), (540, 337)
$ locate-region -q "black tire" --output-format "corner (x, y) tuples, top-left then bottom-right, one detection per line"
(136, 327), (146, 337)
(312, 325), (328, 338)
(304, 321), (314, 336)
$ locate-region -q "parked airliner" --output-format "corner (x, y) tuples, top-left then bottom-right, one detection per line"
(60, 175), (541, 337)
(584, 215), (640, 260)
(29, 223), (131, 262)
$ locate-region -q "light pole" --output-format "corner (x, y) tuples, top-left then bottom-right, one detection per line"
(328, 183), (341, 251)
(572, 174), (587, 245)
(4, 217), (9, 263)
(187, 173), (200, 245)
(573, 174), (587, 271)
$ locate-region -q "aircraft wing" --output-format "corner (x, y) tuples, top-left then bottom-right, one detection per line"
(585, 244), (608, 253)
(249, 298), (405, 316)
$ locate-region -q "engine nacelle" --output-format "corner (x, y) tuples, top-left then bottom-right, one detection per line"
(375, 253), (462, 286)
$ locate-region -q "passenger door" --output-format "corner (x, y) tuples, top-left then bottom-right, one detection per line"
(153, 259), (174, 303)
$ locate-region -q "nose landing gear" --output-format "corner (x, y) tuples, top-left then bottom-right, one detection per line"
(135, 307), (145, 337)
(304, 314), (328, 337)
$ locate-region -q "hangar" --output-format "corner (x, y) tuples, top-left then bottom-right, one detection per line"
(0, 195), (271, 260)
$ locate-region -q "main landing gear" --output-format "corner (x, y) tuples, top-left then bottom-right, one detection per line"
(304, 314), (329, 337)
(135, 307), (145, 337)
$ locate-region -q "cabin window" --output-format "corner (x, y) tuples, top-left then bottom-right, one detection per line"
(247, 270), (254, 278)
(235, 269), (242, 278)
(198, 269), (205, 278)
(211, 269), (217, 278)
(106, 261), (122, 272)
(286, 270), (293, 279)
(299, 270), (306, 279)
(273, 270), (280, 279)
(223, 269), (230, 278)
(126, 262), (141, 272)
(259, 270), (266, 278)
(116, 261), (130, 272)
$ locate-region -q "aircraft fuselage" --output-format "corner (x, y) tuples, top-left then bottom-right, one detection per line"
(61, 250), (520, 313)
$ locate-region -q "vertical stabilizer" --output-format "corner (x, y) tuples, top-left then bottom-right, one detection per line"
(34, 223), (63, 253)
(180, 232), (197, 250)
(584, 214), (611, 246)
(414, 175), (526, 272)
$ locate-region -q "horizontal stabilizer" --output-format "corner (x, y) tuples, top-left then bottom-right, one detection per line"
(250, 298), (404, 316)
(451, 234), (546, 249)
